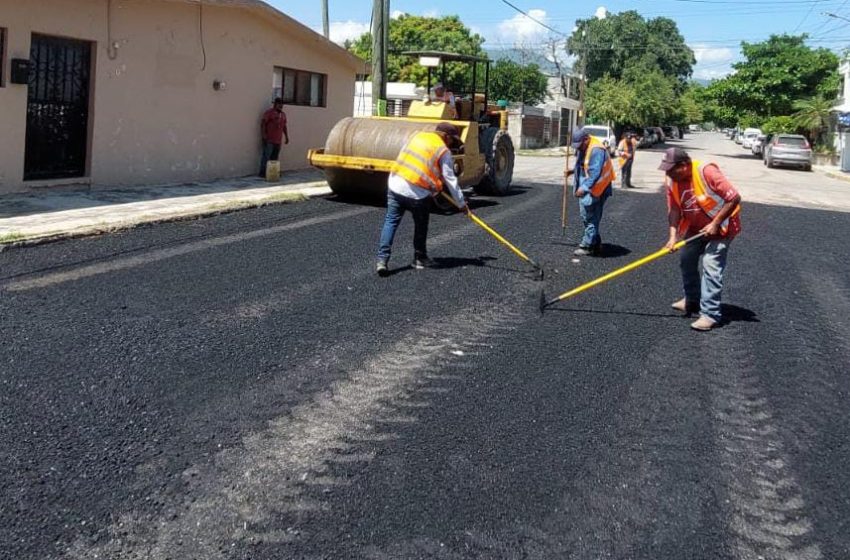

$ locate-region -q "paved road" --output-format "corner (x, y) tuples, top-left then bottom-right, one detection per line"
(2, 133), (849, 559)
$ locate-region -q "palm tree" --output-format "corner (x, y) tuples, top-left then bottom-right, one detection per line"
(791, 96), (833, 147)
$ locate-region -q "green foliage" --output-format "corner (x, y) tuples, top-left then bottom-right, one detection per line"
(489, 59), (549, 105)
(348, 15), (485, 88)
(585, 76), (635, 124)
(675, 84), (704, 125)
(760, 116), (795, 135)
(791, 95), (834, 145)
(567, 10), (695, 85)
(700, 35), (839, 123)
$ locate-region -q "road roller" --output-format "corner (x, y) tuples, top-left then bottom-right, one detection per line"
(307, 51), (516, 199)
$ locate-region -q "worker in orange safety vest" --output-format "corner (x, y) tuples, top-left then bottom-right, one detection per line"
(567, 127), (615, 256)
(660, 147), (742, 331)
(616, 132), (638, 188)
(376, 122), (467, 276)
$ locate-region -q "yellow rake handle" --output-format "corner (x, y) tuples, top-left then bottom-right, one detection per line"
(550, 233), (705, 304)
(439, 192), (536, 266)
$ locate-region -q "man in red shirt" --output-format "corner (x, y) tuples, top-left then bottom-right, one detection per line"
(259, 97), (289, 177)
(660, 147), (742, 331)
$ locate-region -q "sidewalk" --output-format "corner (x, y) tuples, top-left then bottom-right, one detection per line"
(816, 166), (850, 184)
(0, 169), (331, 249)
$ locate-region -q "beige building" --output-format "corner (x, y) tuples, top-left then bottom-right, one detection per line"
(0, 0), (364, 194)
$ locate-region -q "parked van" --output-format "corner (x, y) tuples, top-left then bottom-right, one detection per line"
(582, 124), (617, 155)
(742, 128), (762, 149)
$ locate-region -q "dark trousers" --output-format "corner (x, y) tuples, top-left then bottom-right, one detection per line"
(621, 158), (633, 187)
(259, 142), (281, 176)
(377, 190), (430, 261)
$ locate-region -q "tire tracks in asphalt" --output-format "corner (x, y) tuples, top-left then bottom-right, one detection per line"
(60, 292), (531, 560)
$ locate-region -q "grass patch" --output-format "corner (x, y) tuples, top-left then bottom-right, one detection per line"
(0, 231), (25, 244)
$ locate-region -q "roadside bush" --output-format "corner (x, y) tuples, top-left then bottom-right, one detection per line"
(761, 116), (795, 135)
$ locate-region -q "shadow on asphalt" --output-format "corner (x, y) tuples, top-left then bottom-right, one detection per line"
(598, 243), (632, 258)
(544, 303), (759, 324)
(720, 303), (760, 324)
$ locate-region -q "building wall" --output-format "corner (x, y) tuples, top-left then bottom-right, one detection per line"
(0, 0), (359, 193)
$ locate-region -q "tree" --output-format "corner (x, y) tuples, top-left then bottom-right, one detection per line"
(489, 59), (549, 105)
(567, 10), (694, 85)
(702, 35), (839, 121)
(676, 85), (704, 125)
(761, 116), (795, 135)
(792, 96), (833, 145)
(585, 76), (635, 125)
(348, 15), (485, 87)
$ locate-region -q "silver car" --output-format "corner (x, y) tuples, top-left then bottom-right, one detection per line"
(764, 134), (812, 171)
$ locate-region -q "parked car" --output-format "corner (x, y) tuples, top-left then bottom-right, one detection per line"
(741, 128), (762, 149)
(764, 134), (812, 171)
(689, 124), (701, 133)
(652, 126), (666, 143)
(734, 130), (744, 144)
(727, 128), (737, 139)
(759, 133), (774, 160)
(583, 124), (617, 155)
(662, 126), (680, 140)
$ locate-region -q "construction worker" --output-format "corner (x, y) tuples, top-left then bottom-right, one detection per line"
(376, 122), (467, 277)
(429, 83), (458, 119)
(570, 127), (615, 256)
(660, 147), (742, 331)
(616, 132), (638, 188)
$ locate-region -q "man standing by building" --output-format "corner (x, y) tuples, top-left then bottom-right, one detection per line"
(570, 127), (615, 256)
(376, 123), (467, 276)
(617, 132), (638, 188)
(259, 97), (289, 177)
(660, 147), (742, 331)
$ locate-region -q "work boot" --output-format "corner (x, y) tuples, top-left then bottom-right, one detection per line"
(690, 316), (719, 331)
(376, 260), (389, 277)
(671, 298), (699, 314)
(413, 255), (435, 269)
(574, 246), (600, 257)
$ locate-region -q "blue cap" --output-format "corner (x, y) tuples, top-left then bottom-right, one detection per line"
(571, 128), (590, 148)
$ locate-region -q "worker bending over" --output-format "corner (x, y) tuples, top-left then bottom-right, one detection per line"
(660, 147), (742, 331)
(429, 83), (458, 119)
(376, 122), (467, 277)
(570, 127), (615, 256)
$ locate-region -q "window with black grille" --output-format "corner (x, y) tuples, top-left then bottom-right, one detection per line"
(272, 66), (326, 107)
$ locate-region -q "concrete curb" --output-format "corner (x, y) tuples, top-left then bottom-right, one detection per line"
(0, 183), (332, 251)
(824, 170), (850, 184)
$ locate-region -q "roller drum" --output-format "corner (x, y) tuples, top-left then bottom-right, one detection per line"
(323, 117), (441, 198)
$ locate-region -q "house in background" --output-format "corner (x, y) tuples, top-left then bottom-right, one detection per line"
(832, 54), (850, 172)
(0, 0), (363, 194)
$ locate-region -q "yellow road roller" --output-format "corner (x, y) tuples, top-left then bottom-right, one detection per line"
(308, 51), (515, 199)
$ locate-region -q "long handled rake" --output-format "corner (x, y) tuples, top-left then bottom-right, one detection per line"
(539, 233), (706, 314)
(439, 192), (544, 280)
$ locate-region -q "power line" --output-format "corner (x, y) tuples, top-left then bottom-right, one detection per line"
(498, 0), (568, 37)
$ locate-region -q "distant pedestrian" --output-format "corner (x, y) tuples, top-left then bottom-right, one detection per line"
(259, 97), (289, 177)
(376, 123), (467, 276)
(660, 147), (742, 331)
(617, 132), (638, 188)
(570, 127), (615, 256)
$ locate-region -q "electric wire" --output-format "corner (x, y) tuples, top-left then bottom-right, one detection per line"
(199, 0), (207, 71)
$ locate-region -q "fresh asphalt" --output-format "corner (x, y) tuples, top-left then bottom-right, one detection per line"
(2, 134), (849, 559)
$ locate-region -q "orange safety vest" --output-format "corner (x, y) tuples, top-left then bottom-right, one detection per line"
(391, 132), (449, 193)
(668, 160), (741, 235)
(582, 136), (615, 197)
(616, 137), (636, 168)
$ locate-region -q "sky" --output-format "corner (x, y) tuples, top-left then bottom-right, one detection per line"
(269, 0), (850, 80)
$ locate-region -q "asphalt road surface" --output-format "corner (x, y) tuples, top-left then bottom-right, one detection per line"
(2, 133), (849, 560)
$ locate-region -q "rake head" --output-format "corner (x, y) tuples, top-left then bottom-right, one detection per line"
(529, 260), (544, 281)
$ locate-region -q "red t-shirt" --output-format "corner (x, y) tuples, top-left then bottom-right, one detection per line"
(666, 163), (741, 239)
(262, 108), (287, 145)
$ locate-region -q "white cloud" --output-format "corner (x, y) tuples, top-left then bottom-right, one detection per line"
(497, 9), (549, 42)
(595, 6), (607, 19)
(691, 45), (735, 64)
(693, 67), (734, 80)
(328, 20), (370, 45)
(422, 9), (440, 18)
(391, 10), (405, 19)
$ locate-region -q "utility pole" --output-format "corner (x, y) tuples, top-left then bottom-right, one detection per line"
(578, 26), (587, 128)
(371, 0), (388, 116)
(322, 0), (329, 39)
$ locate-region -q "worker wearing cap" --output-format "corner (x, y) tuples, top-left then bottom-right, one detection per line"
(376, 122), (467, 277)
(430, 83), (458, 119)
(660, 147), (742, 331)
(616, 132), (638, 188)
(570, 127), (615, 256)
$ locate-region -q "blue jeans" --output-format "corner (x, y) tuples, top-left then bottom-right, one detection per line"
(680, 238), (731, 322)
(578, 196), (607, 249)
(377, 190), (430, 262)
(259, 142), (281, 176)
